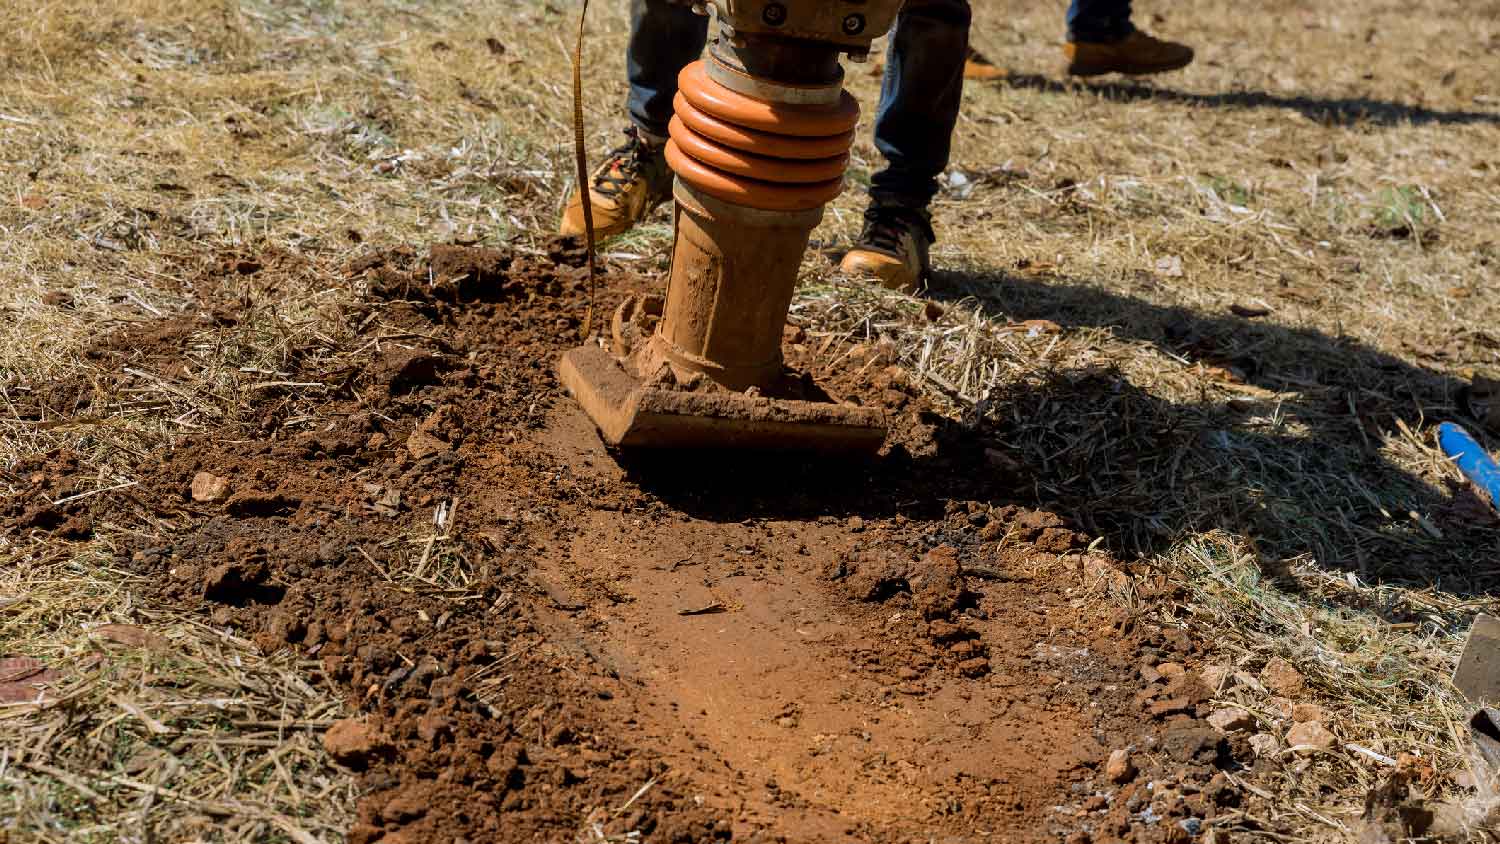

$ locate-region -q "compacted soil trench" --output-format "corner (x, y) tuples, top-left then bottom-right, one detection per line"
(5, 244), (1248, 842)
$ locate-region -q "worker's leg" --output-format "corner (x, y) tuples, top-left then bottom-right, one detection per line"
(841, 0), (968, 291)
(1063, 0), (1194, 77)
(868, 0), (969, 211)
(624, 0), (710, 141)
(562, 0), (706, 236)
(1066, 0), (1134, 43)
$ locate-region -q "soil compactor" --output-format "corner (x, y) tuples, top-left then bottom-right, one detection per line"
(559, 0), (904, 452)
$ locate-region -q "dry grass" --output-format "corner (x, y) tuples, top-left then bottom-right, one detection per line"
(798, 0), (1500, 835)
(0, 548), (354, 843)
(1, 0), (1499, 840)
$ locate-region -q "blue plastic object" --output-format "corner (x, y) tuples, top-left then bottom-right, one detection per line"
(1438, 422), (1500, 512)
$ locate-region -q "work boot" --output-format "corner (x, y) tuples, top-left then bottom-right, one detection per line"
(559, 127), (673, 238)
(839, 203), (933, 293)
(1064, 29), (1194, 77)
(963, 46), (1008, 81)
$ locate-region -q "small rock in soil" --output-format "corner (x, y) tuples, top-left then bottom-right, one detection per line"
(1291, 702), (1329, 724)
(1285, 720), (1336, 752)
(1248, 733), (1281, 757)
(1079, 553), (1129, 592)
(910, 545), (963, 619)
(1106, 748), (1136, 784)
(1204, 772), (1240, 807)
(1207, 707), (1255, 733)
(323, 717), (392, 770)
(1232, 670), (1266, 693)
(1161, 724), (1224, 764)
(190, 471), (230, 503)
(255, 610), (306, 652)
(957, 657), (990, 677)
(1259, 657), (1306, 697)
(406, 427), (450, 460)
(1199, 663), (1231, 692)
(486, 743), (526, 788)
(839, 546), (909, 601)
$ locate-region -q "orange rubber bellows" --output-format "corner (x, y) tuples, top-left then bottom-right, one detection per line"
(666, 61), (859, 212)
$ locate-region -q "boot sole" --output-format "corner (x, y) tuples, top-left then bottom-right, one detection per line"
(1066, 55), (1194, 77)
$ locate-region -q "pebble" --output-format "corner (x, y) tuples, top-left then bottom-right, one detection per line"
(1199, 664), (1232, 692)
(190, 471), (230, 503)
(1106, 748), (1136, 784)
(1206, 706), (1255, 733)
(1259, 657), (1307, 697)
(1285, 720), (1336, 752)
(323, 717), (389, 768)
(1291, 702), (1329, 723)
(1156, 662), (1186, 679)
(1248, 732), (1281, 757)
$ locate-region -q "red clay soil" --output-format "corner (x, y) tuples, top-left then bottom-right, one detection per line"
(3, 243), (1255, 843)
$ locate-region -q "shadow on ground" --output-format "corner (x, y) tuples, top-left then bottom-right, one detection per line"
(995, 73), (1500, 128)
(926, 265), (1500, 596)
(623, 265), (1499, 603)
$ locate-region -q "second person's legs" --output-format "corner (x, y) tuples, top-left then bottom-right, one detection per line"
(1066, 0), (1135, 43)
(1063, 0), (1193, 78)
(841, 0), (971, 291)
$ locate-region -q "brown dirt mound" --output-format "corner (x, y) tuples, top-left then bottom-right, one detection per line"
(2, 242), (1254, 843)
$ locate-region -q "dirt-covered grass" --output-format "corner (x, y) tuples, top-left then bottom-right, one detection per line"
(2, 0), (1498, 841)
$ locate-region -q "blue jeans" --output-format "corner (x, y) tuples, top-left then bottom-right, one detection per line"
(1066, 0), (1135, 42)
(625, 0), (969, 211)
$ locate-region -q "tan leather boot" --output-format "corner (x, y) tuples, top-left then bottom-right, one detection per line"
(559, 128), (673, 238)
(963, 47), (1009, 81)
(839, 205), (933, 293)
(1064, 29), (1194, 77)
